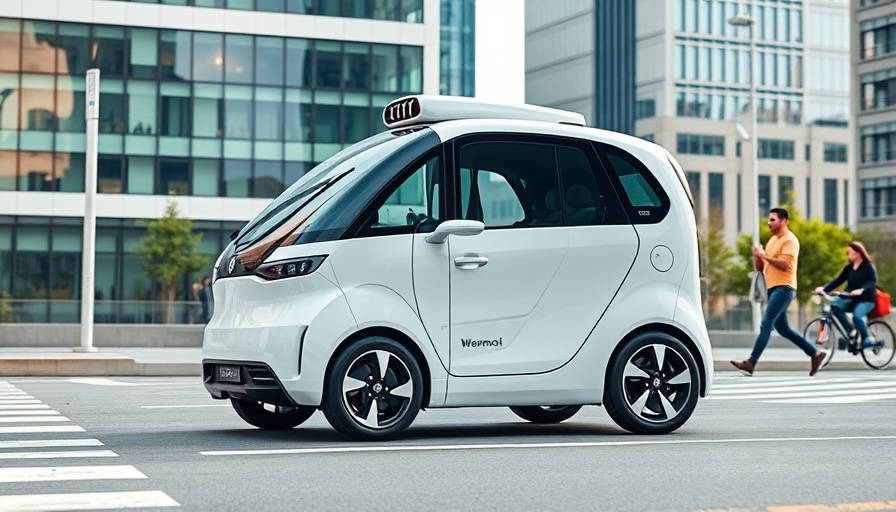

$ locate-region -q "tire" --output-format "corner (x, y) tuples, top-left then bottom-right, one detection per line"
(230, 398), (316, 430)
(803, 317), (836, 368)
(509, 405), (582, 424)
(322, 336), (424, 441)
(603, 332), (700, 435)
(862, 320), (896, 370)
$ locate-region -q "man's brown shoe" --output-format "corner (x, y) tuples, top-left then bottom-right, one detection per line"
(809, 351), (826, 376)
(730, 359), (754, 376)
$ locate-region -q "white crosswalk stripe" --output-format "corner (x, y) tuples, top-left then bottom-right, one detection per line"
(0, 381), (181, 510)
(711, 373), (896, 403)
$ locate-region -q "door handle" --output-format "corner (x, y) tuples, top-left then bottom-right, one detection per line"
(454, 256), (488, 269)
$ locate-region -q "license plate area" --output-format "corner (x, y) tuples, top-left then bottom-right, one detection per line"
(217, 365), (242, 383)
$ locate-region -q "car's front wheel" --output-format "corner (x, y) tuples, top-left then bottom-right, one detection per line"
(322, 336), (424, 441)
(509, 405), (582, 424)
(603, 332), (700, 434)
(230, 398), (316, 429)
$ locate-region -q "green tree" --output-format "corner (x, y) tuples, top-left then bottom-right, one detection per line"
(134, 202), (208, 324)
(698, 210), (736, 316)
(855, 227), (896, 294)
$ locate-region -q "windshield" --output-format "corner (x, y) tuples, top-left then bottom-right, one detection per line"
(234, 130), (410, 249)
(232, 127), (435, 268)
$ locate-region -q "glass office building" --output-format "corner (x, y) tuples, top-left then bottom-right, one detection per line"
(526, 0), (854, 248)
(0, 0), (440, 323)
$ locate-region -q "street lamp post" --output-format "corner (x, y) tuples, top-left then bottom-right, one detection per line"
(728, 12), (762, 334)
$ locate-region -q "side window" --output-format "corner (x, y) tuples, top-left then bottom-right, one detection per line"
(556, 145), (627, 226)
(601, 146), (670, 224)
(457, 141), (561, 228)
(360, 154), (441, 235)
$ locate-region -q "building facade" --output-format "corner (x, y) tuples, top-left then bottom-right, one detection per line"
(855, 0), (896, 232)
(0, 0), (442, 323)
(525, 0), (855, 243)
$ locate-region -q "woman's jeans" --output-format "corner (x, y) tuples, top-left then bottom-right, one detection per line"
(831, 297), (876, 341)
(751, 286), (818, 364)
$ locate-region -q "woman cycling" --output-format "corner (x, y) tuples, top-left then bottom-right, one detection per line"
(814, 241), (878, 349)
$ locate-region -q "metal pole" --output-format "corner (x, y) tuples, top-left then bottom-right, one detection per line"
(748, 19), (762, 334)
(76, 69), (100, 353)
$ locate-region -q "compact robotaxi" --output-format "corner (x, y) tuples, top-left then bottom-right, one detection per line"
(202, 95), (713, 440)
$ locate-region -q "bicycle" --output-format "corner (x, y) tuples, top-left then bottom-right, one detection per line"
(803, 291), (895, 370)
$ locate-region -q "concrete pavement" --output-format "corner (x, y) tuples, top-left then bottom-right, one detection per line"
(0, 346), (879, 377)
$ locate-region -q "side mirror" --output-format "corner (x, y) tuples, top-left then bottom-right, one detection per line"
(425, 220), (485, 244)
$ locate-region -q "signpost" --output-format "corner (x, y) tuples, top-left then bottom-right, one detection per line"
(76, 69), (100, 353)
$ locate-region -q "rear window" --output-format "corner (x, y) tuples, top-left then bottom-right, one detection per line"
(597, 144), (670, 224)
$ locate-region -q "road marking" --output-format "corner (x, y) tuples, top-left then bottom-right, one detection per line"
(0, 439), (104, 449)
(0, 400), (41, 405)
(200, 434), (896, 457)
(140, 404), (229, 409)
(0, 426), (85, 434)
(0, 396), (36, 400)
(0, 450), (118, 460)
(0, 404), (50, 410)
(711, 378), (866, 390)
(0, 490), (179, 511)
(0, 410), (60, 416)
(0, 416), (70, 423)
(0, 465), (146, 483)
(766, 392), (896, 404)
(708, 386), (896, 401)
(711, 381), (896, 395)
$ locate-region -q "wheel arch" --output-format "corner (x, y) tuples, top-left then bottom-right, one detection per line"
(605, 323), (707, 398)
(324, 326), (433, 409)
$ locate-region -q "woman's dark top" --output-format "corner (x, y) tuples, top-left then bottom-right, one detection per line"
(823, 260), (878, 303)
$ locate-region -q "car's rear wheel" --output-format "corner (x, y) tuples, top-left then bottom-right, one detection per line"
(322, 336), (424, 441)
(603, 332), (700, 434)
(509, 405), (582, 424)
(230, 398), (316, 429)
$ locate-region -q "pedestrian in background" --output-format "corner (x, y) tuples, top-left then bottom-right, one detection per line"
(200, 275), (213, 323)
(190, 280), (203, 324)
(731, 207), (827, 376)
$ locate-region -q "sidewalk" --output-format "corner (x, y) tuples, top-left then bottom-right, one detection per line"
(0, 346), (880, 377)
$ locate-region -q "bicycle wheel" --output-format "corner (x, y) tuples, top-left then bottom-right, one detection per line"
(803, 318), (835, 368)
(862, 320), (895, 370)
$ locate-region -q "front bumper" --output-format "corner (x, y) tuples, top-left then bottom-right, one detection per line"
(203, 359), (296, 407)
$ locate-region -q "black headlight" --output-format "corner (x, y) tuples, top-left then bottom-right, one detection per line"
(254, 256), (327, 281)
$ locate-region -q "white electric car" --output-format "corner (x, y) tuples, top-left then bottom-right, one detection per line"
(202, 95), (713, 440)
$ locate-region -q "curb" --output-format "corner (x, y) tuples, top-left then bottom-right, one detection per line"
(0, 358), (201, 377)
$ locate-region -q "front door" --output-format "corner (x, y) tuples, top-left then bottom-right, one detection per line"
(443, 137), (637, 376)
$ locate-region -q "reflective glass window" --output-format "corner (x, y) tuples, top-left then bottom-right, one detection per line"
(160, 30), (191, 81)
(158, 158), (190, 195)
(56, 152), (84, 192)
(93, 26), (125, 76)
(193, 159), (220, 196)
(285, 39), (313, 88)
(193, 32), (223, 82)
(316, 41), (342, 88)
(127, 80), (157, 135)
(343, 43), (370, 90)
(0, 151), (15, 190)
(254, 87), (283, 141)
(128, 28), (158, 78)
(255, 36), (284, 86)
(372, 44), (399, 92)
(0, 19), (21, 73)
(314, 90), (339, 144)
(14, 225), (49, 300)
(343, 92), (370, 144)
(99, 79), (126, 134)
(127, 155), (154, 194)
(224, 85), (252, 139)
(160, 82), (190, 137)
(402, 0), (423, 22)
(257, 0), (286, 12)
(57, 23), (90, 76)
(18, 152), (54, 191)
(399, 46), (422, 93)
(346, 0), (370, 18)
(252, 160), (283, 198)
(20, 74), (56, 132)
(284, 89), (312, 142)
(286, 0), (312, 14)
(223, 159), (251, 197)
(227, 0), (253, 9)
(193, 83), (223, 138)
(225, 34), (253, 84)
(98, 155), (124, 193)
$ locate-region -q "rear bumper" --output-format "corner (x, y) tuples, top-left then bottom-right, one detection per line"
(202, 359), (296, 407)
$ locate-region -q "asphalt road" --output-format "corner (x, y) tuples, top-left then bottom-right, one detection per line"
(2, 372), (896, 512)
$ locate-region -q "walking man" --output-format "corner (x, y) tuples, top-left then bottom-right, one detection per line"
(731, 207), (826, 376)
